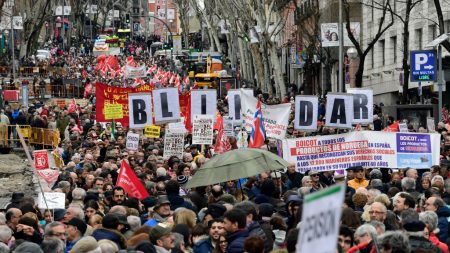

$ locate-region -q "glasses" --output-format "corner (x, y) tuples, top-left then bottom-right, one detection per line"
(311, 174), (319, 177)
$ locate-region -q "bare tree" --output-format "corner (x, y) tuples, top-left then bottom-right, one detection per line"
(173, 0), (189, 48)
(432, 0), (450, 52)
(344, 0), (394, 87)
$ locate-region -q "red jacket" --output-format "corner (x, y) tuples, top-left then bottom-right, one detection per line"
(430, 233), (449, 253)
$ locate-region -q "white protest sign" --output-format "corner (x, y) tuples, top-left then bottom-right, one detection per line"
(241, 91), (290, 139)
(223, 116), (235, 137)
(38, 192), (66, 209)
(192, 115), (214, 145)
(126, 132), (140, 151)
(427, 117), (435, 132)
(399, 123), (409, 132)
(283, 131), (441, 172)
(128, 93), (153, 129)
(296, 184), (346, 253)
(294, 95), (318, 131)
(163, 129), (185, 159)
(228, 89), (253, 123)
(125, 65), (147, 78)
(325, 93), (354, 128)
(347, 89), (373, 124)
(191, 90), (217, 120)
(153, 88), (181, 124)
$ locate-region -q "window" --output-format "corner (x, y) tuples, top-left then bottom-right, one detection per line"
(416, 28), (422, 49)
(391, 36), (397, 64)
(429, 25), (436, 40)
(379, 39), (385, 66)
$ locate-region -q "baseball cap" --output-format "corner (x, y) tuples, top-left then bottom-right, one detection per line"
(65, 217), (87, 235)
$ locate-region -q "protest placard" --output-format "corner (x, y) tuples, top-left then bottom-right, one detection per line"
(126, 132), (140, 151)
(38, 192), (66, 209)
(34, 150), (49, 170)
(144, 125), (161, 138)
(283, 131), (441, 172)
(223, 116), (234, 137)
(296, 184), (346, 253)
(104, 104), (123, 120)
(192, 115), (214, 145)
(427, 117), (435, 132)
(163, 129), (185, 159)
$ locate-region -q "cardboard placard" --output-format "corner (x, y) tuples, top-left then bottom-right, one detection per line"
(104, 104), (124, 120)
(144, 125), (161, 138)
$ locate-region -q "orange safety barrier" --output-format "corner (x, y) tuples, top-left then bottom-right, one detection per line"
(0, 125), (60, 149)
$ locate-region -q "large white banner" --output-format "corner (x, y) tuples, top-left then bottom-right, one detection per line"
(191, 90), (217, 120)
(128, 93), (153, 129)
(192, 115), (214, 145)
(347, 89), (373, 124)
(241, 91), (290, 140)
(125, 65), (147, 78)
(282, 131), (441, 173)
(153, 88), (181, 124)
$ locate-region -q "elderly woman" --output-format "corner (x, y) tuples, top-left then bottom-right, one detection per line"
(419, 211), (449, 253)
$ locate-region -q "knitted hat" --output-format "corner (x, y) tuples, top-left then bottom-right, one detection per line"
(177, 175), (188, 185)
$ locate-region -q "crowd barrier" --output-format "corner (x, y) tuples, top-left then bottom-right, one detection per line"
(0, 124), (60, 149)
(3, 81), (85, 100)
(0, 66), (66, 77)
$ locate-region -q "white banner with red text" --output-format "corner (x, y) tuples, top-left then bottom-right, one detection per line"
(282, 131), (440, 173)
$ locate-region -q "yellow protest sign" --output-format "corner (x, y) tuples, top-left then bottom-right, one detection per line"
(104, 104), (124, 120)
(144, 125), (161, 138)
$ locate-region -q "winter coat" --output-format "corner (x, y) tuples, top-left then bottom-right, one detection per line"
(436, 205), (450, 242)
(167, 194), (196, 212)
(409, 236), (442, 253)
(192, 236), (214, 253)
(92, 228), (127, 249)
(248, 221), (273, 252)
(226, 229), (249, 253)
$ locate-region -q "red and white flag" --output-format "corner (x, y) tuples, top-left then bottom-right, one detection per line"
(249, 99), (266, 148)
(116, 160), (149, 200)
(214, 116), (231, 154)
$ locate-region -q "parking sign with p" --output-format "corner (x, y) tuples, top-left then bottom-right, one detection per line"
(410, 50), (437, 82)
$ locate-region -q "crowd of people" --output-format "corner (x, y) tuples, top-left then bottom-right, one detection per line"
(1, 42), (450, 253)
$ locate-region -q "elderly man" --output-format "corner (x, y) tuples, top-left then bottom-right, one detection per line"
(424, 196), (450, 242)
(6, 208), (22, 234)
(144, 195), (172, 228)
(44, 222), (67, 243)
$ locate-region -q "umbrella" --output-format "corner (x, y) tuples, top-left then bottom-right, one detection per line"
(186, 148), (289, 188)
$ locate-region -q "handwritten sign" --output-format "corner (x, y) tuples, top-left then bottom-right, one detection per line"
(104, 104), (124, 120)
(192, 115), (214, 145)
(144, 125), (161, 138)
(38, 192), (66, 209)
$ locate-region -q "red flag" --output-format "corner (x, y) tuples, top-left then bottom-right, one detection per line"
(179, 92), (192, 132)
(68, 98), (77, 113)
(249, 99), (266, 148)
(383, 121), (399, 132)
(214, 119), (231, 154)
(116, 160), (149, 200)
(214, 112), (223, 131)
(183, 76), (190, 85)
(174, 75), (181, 88)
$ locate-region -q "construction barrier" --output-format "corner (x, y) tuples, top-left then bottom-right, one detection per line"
(0, 124), (60, 149)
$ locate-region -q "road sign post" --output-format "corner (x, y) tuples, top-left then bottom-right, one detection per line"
(410, 50), (437, 82)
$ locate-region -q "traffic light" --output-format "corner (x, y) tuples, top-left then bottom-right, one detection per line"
(125, 14), (130, 23)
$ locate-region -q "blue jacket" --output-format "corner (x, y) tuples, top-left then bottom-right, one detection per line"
(436, 205), (450, 242)
(192, 237), (214, 253)
(226, 229), (249, 253)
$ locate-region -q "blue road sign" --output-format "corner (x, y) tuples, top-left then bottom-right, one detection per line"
(410, 50), (437, 82)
